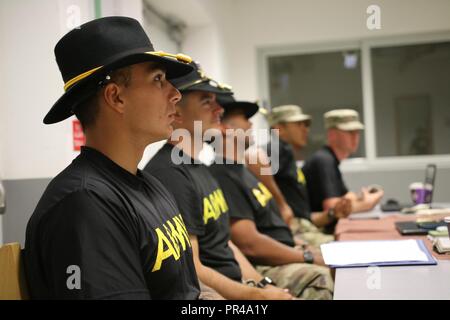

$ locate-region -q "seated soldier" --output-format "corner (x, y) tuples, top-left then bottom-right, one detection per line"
(245, 105), (352, 242)
(209, 98), (334, 300)
(25, 17), (200, 299)
(303, 109), (384, 215)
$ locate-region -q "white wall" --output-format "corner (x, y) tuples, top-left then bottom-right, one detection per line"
(213, 0), (450, 101)
(142, 6), (177, 53)
(0, 0), (147, 181)
(0, 0), (146, 244)
(0, 0), (95, 181)
(182, 25), (227, 84)
(102, 0), (143, 21)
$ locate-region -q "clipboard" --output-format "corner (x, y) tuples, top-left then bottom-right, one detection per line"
(321, 239), (437, 268)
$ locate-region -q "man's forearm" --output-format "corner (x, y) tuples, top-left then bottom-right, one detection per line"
(351, 199), (377, 213)
(228, 241), (263, 282)
(324, 193), (370, 213)
(191, 235), (262, 300)
(344, 192), (372, 213)
(310, 210), (331, 227)
(195, 261), (263, 300)
(232, 232), (305, 266)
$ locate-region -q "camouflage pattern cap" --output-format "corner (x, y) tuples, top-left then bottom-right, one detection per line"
(268, 105), (311, 127)
(324, 109), (364, 131)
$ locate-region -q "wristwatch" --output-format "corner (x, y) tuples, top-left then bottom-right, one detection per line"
(244, 279), (257, 287)
(303, 250), (314, 264)
(327, 208), (337, 223)
(257, 277), (276, 288)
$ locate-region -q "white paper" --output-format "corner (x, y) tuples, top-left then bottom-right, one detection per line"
(320, 239), (430, 266)
(348, 205), (382, 220)
(348, 211), (381, 220)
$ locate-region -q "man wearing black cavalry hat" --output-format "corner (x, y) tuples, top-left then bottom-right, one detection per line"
(24, 16), (200, 300)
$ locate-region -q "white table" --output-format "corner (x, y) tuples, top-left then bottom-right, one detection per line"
(334, 260), (450, 300)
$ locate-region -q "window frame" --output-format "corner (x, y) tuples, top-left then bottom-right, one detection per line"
(258, 31), (450, 172)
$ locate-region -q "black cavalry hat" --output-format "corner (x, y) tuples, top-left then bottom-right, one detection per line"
(218, 95), (260, 119)
(170, 61), (233, 95)
(44, 16), (193, 124)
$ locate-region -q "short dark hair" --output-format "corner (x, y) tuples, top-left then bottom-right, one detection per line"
(74, 66), (132, 129)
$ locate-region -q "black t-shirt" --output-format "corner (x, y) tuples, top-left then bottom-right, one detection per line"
(144, 144), (242, 282)
(209, 161), (295, 247)
(24, 147), (200, 300)
(302, 145), (349, 212)
(267, 138), (312, 220)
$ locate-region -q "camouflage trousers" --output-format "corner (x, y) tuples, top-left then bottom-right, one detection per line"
(255, 263), (334, 300)
(290, 218), (335, 248)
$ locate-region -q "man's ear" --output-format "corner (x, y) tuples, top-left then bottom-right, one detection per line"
(102, 83), (125, 114)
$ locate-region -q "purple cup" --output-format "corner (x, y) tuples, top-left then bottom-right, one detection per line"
(409, 182), (433, 205)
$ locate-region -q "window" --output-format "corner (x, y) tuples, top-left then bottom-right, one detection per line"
(268, 50), (365, 160)
(261, 35), (450, 166)
(372, 42), (450, 157)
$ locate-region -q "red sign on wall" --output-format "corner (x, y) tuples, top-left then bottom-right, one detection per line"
(72, 120), (86, 151)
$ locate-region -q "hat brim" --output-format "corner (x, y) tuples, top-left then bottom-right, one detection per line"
(216, 93), (236, 106)
(335, 121), (365, 131)
(283, 114), (312, 123)
(223, 101), (259, 119)
(270, 114), (311, 126)
(179, 81), (232, 95)
(44, 52), (193, 124)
